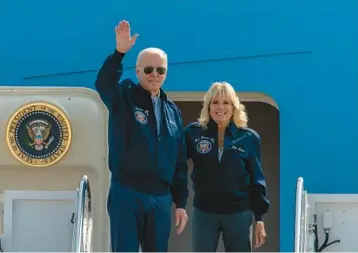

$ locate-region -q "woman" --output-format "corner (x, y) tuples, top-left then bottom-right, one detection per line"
(185, 81), (270, 252)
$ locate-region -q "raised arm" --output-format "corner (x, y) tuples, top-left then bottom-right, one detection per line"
(94, 20), (138, 111)
(95, 50), (125, 111)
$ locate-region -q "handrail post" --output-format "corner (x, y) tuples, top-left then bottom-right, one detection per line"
(72, 175), (92, 252)
(294, 177), (304, 253)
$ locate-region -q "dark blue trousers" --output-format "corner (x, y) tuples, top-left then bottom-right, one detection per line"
(192, 208), (253, 252)
(107, 181), (172, 252)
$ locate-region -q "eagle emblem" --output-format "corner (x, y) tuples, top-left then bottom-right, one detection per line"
(6, 101), (72, 167)
(26, 119), (54, 151)
(134, 110), (148, 124)
(196, 139), (212, 154)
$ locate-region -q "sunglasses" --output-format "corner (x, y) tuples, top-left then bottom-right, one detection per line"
(143, 66), (167, 75)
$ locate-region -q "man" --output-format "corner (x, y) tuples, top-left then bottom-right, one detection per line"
(94, 20), (189, 252)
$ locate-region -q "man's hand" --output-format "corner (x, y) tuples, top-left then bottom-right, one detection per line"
(175, 208), (188, 235)
(254, 221), (267, 248)
(115, 20), (139, 53)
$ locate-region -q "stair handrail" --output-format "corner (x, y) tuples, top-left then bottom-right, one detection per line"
(72, 175), (93, 252)
(294, 177), (304, 252)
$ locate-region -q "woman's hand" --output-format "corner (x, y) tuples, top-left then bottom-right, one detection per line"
(254, 221), (267, 248)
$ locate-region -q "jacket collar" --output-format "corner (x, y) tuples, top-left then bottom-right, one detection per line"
(135, 82), (168, 101)
(207, 119), (239, 138)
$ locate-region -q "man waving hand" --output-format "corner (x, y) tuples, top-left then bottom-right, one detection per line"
(95, 20), (189, 252)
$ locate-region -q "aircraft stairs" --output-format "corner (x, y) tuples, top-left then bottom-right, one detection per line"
(0, 175), (93, 252)
(294, 177), (347, 252)
(1, 175), (356, 252)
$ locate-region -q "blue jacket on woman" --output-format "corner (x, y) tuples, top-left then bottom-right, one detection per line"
(185, 119), (270, 221)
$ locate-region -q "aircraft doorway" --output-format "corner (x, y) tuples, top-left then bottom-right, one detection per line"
(168, 99), (280, 252)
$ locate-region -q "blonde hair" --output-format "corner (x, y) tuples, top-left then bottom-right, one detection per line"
(198, 81), (248, 128)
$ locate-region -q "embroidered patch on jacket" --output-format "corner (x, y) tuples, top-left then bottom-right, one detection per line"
(196, 139), (212, 154)
(134, 108), (149, 124)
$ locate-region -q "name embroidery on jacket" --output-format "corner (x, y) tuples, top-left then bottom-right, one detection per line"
(232, 145), (246, 152)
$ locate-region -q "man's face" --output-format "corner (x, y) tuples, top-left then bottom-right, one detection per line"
(136, 52), (167, 95)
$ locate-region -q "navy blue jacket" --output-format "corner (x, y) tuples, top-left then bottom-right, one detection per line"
(185, 120), (269, 221)
(95, 50), (189, 208)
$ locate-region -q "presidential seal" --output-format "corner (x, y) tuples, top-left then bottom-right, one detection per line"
(134, 110), (148, 124)
(6, 101), (72, 167)
(196, 139), (212, 154)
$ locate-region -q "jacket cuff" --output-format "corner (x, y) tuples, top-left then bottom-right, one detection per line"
(254, 213), (264, 222)
(112, 49), (125, 61)
(175, 199), (187, 209)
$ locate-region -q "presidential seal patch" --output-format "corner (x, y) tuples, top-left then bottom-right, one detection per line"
(134, 109), (148, 124)
(6, 101), (72, 167)
(196, 139), (212, 154)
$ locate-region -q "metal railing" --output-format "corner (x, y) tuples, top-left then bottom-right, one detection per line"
(72, 175), (93, 252)
(294, 177), (304, 252)
(294, 177), (310, 253)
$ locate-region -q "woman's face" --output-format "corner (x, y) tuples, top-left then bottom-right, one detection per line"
(209, 94), (233, 125)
